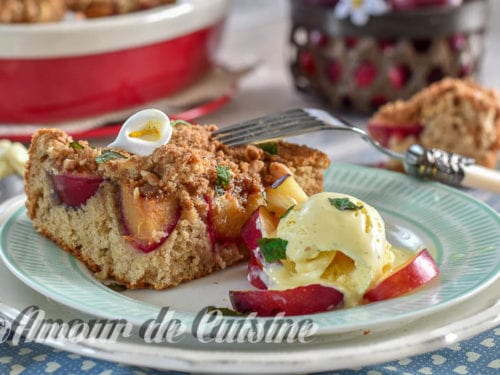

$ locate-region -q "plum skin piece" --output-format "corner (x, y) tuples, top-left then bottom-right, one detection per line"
(51, 173), (104, 207)
(230, 284), (344, 316)
(364, 248), (439, 302)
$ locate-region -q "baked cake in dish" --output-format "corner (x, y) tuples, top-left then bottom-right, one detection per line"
(25, 122), (329, 289)
(66, 0), (176, 18)
(0, 0), (176, 23)
(0, 0), (67, 23)
(368, 78), (500, 168)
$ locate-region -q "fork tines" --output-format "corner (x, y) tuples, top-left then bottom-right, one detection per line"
(212, 109), (324, 146)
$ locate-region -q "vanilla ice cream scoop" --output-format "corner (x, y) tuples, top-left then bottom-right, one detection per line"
(108, 109), (172, 156)
(267, 192), (394, 307)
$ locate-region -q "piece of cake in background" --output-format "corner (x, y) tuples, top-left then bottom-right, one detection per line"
(289, 0), (489, 112)
(0, 0), (67, 23)
(368, 78), (500, 168)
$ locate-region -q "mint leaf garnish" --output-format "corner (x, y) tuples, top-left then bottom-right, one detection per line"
(69, 141), (84, 150)
(280, 205), (295, 219)
(329, 197), (363, 211)
(215, 165), (231, 195)
(206, 306), (247, 316)
(258, 238), (288, 263)
(258, 142), (279, 155)
(106, 283), (127, 292)
(171, 119), (191, 127)
(96, 150), (127, 164)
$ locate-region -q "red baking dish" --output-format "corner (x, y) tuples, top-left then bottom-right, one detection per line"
(0, 0), (231, 124)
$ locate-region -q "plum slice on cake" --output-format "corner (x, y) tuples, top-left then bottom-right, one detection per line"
(24, 117), (329, 289)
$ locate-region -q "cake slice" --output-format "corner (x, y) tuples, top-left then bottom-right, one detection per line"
(368, 78), (500, 168)
(25, 122), (329, 289)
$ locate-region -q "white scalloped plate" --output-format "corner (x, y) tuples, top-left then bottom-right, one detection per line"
(0, 193), (498, 374)
(0, 163), (499, 336)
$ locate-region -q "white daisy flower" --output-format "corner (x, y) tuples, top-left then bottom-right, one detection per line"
(334, 0), (389, 26)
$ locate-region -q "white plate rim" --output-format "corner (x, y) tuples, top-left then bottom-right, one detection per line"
(0, 163), (499, 336)
(0, 253), (497, 374)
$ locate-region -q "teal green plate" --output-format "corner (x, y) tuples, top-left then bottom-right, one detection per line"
(1, 163), (499, 335)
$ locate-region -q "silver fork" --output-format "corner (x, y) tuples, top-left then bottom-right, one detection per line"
(212, 108), (500, 193)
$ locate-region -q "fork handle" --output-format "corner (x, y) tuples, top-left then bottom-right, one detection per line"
(462, 165), (500, 193)
(404, 145), (500, 193)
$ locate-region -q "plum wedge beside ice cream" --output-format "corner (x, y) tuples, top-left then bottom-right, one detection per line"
(364, 248), (439, 301)
(230, 285), (343, 317)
